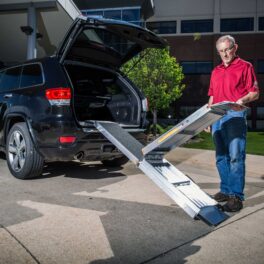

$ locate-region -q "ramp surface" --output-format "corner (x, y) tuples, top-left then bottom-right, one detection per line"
(94, 121), (144, 164)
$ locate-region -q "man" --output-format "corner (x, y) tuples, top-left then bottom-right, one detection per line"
(208, 35), (259, 212)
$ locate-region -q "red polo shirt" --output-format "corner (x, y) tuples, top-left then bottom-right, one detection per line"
(208, 57), (259, 104)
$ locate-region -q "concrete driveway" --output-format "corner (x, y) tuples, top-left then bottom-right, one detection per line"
(0, 148), (263, 264)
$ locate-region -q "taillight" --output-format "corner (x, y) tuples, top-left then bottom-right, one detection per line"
(59, 136), (76, 144)
(45, 87), (71, 105)
(142, 98), (149, 112)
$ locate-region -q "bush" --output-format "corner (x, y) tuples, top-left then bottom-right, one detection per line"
(146, 123), (174, 135)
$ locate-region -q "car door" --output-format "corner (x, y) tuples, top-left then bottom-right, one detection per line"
(0, 66), (22, 146)
(0, 69), (6, 145)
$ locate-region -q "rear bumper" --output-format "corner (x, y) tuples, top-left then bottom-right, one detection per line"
(39, 141), (122, 162)
(38, 130), (147, 162)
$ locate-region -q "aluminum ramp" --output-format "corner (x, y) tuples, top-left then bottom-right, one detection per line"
(93, 102), (242, 226)
(142, 104), (225, 155)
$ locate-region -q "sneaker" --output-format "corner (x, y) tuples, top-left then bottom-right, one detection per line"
(213, 192), (229, 202)
(223, 196), (243, 212)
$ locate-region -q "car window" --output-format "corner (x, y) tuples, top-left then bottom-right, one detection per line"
(104, 80), (123, 95)
(1, 67), (22, 91)
(76, 79), (108, 96)
(81, 28), (135, 56)
(20, 64), (43, 88)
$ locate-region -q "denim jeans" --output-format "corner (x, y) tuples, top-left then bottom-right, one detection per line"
(212, 110), (247, 200)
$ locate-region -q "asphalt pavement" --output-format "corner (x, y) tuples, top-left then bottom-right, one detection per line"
(0, 148), (263, 264)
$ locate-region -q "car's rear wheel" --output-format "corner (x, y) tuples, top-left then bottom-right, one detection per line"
(6, 122), (44, 179)
(101, 156), (129, 167)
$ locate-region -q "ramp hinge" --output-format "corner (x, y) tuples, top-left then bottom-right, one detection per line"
(144, 152), (165, 162)
(151, 162), (170, 167)
(173, 180), (191, 187)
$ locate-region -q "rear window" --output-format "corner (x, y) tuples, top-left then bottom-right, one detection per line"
(20, 64), (43, 88)
(77, 27), (135, 56)
(0, 67), (21, 91)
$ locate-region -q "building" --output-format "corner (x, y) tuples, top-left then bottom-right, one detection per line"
(0, 0), (80, 66)
(74, 0), (154, 25)
(76, 0), (264, 130)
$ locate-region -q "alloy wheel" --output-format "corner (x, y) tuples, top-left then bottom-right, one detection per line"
(8, 130), (26, 172)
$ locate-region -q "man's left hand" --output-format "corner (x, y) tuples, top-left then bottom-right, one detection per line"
(231, 99), (245, 111)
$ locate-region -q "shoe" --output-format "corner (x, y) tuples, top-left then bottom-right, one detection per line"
(222, 196), (243, 212)
(213, 192), (229, 202)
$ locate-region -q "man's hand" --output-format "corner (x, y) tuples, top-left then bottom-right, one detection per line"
(204, 126), (211, 133)
(231, 104), (244, 111)
(232, 92), (259, 111)
(231, 99), (245, 111)
(236, 98), (244, 105)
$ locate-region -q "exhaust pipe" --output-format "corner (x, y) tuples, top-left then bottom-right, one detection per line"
(74, 151), (84, 161)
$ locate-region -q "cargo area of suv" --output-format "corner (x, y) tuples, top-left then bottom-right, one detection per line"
(64, 63), (141, 126)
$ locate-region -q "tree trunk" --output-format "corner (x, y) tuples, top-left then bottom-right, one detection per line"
(152, 108), (157, 138)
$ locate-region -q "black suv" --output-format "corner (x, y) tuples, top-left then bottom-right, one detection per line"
(0, 17), (166, 179)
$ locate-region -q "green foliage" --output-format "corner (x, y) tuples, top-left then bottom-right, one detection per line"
(246, 132), (264, 155)
(147, 124), (174, 135)
(121, 48), (185, 113)
(183, 132), (215, 150)
(183, 131), (264, 156)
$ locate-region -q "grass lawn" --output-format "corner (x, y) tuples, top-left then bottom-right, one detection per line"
(183, 131), (264, 156)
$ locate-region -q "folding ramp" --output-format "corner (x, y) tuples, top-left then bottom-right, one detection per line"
(93, 102), (240, 226)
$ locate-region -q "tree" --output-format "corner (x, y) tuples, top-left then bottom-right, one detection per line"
(121, 48), (185, 135)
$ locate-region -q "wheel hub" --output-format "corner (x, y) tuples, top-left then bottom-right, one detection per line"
(8, 130), (26, 172)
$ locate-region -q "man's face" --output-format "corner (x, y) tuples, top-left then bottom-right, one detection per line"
(216, 40), (237, 66)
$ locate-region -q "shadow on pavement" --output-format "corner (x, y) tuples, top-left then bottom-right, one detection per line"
(0, 152), (6, 160)
(89, 244), (201, 264)
(39, 161), (125, 180)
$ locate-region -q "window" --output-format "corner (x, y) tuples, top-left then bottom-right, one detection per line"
(221, 18), (254, 32)
(122, 9), (140, 22)
(146, 21), (176, 34)
(78, 28), (135, 56)
(181, 19), (213, 33)
(259, 17), (264, 31)
(82, 8), (141, 26)
(20, 64), (43, 88)
(85, 10), (104, 17)
(181, 61), (213, 74)
(257, 107), (264, 119)
(257, 60), (264, 73)
(104, 10), (121, 20)
(1, 67), (21, 91)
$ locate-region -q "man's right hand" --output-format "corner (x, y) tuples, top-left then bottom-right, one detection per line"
(204, 126), (211, 133)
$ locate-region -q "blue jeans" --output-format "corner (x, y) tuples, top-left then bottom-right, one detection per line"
(212, 110), (247, 200)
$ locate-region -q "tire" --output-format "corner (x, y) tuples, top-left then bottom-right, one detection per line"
(6, 122), (44, 179)
(101, 156), (129, 167)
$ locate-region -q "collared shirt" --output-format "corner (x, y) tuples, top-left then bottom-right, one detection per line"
(208, 57), (259, 104)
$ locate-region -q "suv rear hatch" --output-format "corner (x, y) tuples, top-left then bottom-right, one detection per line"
(57, 16), (167, 68)
(57, 17), (166, 127)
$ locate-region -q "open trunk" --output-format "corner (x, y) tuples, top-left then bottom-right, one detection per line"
(65, 62), (141, 126)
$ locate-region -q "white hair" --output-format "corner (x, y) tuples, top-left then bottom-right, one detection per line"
(216, 35), (236, 48)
